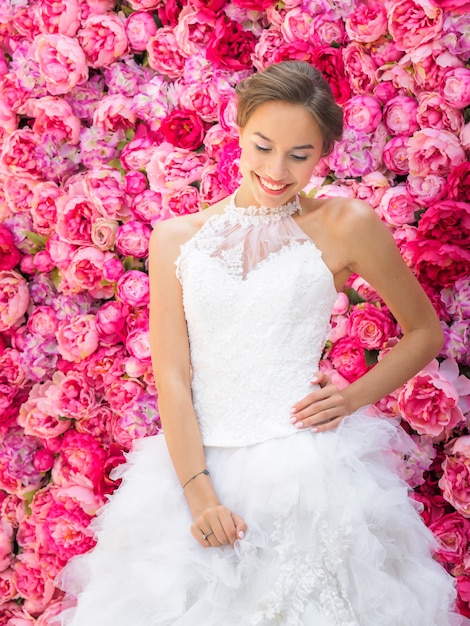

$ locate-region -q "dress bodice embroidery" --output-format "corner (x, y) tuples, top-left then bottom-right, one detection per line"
(175, 191), (338, 447)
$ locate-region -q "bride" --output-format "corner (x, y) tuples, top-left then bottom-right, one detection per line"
(57, 60), (465, 625)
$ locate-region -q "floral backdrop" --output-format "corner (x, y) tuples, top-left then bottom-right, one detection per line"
(0, 0), (469, 622)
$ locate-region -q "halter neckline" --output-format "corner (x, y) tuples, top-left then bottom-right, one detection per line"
(226, 190), (302, 220)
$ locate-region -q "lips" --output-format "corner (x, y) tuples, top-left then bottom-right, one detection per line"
(256, 175), (291, 194)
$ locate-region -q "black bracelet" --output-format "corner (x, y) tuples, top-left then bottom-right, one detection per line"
(182, 469), (210, 489)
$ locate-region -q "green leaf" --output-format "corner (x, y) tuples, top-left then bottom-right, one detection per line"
(50, 267), (61, 289)
(364, 349), (379, 367)
(343, 287), (366, 305)
(22, 230), (47, 249)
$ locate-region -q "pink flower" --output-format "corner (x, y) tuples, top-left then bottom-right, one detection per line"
(56, 193), (99, 245)
(440, 437), (470, 518)
(280, 8), (313, 42)
(406, 174), (446, 207)
(52, 429), (106, 491)
(0, 270), (29, 332)
(126, 327), (151, 363)
(95, 300), (128, 344)
(345, 0), (388, 43)
(388, 0), (443, 51)
(174, 7), (217, 57)
(92, 94), (136, 133)
(78, 13), (128, 68)
(130, 189), (169, 224)
(105, 378), (143, 412)
(397, 360), (464, 436)
(33, 33), (88, 95)
(110, 392), (160, 451)
(0, 129), (44, 180)
(124, 171), (147, 196)
(216, 140), (241, 194)
(310, 13), (346, 46)
(407, 237), (470, 288)
(12, 551), (56, 616)
(147, 27), (185, 79)
(116, 270), (150, 307)
(162, 186), (201, 216)
(408, 128), (466, 177)
(56, 314), (99, 362)
(83, 167), (127, 221)
(27, 306), (58, 338)
(37, 0), (80, 37)
(343, 95), (382, 133)
(64, 246), (117, 299)
(417, 92), (463, 134)
(91, 218), (118, 251)
(29, 96), (81, 145)
(342, 42), (377, 95)
(348, 302), (397, 350)
(252, 29), (285, 71)
(382, 136), (410, 175)
(429, 512), (470, 565)
(18, 381), (70, 440)
(147, 144), (208, 191)
(445, 163), (470, 203)
(200, 162), (228, 205)
(0, 225), (21, 271)
(125, 11), (157, 52)
(327, 335), (369, 383)
(54, 370), (98, 419)
(32, 448), (55, 473)
(115, 220), (151, 258)
(0, 518), (13, 571)
(383, 95), (419, 136)
(417, 199), (470, 247)
(440, 67), (470, 109)
(30, 181), (63, 236)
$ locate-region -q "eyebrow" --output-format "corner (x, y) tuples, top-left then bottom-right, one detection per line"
(254, 132), (315, 150)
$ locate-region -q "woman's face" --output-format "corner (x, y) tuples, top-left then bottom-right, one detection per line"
(237, 100), (324, 209)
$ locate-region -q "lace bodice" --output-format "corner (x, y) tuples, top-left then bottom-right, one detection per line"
(176, 192), (338, 446)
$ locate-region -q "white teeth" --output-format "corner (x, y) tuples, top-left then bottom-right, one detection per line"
(260, 178), (287, 191)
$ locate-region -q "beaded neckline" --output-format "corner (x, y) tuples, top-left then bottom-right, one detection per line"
(226, 191), (302, 220)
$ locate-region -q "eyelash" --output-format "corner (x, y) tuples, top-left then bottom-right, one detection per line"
(255, 145), (308, 161)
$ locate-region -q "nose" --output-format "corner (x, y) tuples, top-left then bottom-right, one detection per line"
(265, 154), (288, 181)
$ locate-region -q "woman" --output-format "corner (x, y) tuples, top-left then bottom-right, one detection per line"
(57, 61), (465, 625)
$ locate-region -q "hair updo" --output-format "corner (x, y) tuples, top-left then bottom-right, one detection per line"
(235, 61), (344, 157)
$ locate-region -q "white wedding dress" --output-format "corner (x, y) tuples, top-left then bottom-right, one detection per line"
(57, 192), (464, 626)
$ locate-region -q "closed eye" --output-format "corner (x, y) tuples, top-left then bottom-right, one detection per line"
(291, 155), (308, 161)
(255, 145), (270, 152)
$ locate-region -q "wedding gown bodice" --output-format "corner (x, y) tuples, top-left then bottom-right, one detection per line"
(176, 192), (338, 447)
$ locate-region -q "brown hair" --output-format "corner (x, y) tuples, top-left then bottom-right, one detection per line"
(235, 61), (343, 157)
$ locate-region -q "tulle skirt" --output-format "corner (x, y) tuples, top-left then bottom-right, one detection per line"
(56, 412), (465, 626)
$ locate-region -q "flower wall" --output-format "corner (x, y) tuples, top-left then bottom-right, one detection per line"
(0, 0), (469, 621)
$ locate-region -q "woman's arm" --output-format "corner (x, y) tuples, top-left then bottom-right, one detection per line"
(149, 219), (246, 546)
(291, 201), (444, 431)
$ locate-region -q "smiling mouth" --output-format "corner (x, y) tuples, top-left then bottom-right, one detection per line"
(257, 175), (291, 193)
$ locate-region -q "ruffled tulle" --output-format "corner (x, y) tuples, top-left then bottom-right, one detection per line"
(55, 411), (467, 626)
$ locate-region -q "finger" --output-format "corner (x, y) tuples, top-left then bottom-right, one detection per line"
(290, 391), (318, 414)
(313, 371), (331, 388)
(311, 413), (343, 432)
(203, 508), (230, 546)
(232, 513), (247, 541)
(191, 523), (215, 548)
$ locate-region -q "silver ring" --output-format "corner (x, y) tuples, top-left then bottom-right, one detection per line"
(201, 530), (214, 541)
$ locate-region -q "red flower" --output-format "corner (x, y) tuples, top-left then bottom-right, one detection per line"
(159, 109), (205, 151)
(310, 46), (351, 104)
(0, 225), (21, 271)
(206, 16), (256, 71)
(446, 163), (470, 202)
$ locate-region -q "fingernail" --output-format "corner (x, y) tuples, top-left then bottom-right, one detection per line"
(311, 427), (318, 433)
(311, 377), (318, 383)
(238, 531), (245, 540)
(295, 422), (303, 429)
(290, 407), (296, 414)
(289, 417), (297, 424)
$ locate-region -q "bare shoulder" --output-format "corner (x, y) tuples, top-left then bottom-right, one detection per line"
(149, 196), (230, 261)
(301, 195), (378, 231)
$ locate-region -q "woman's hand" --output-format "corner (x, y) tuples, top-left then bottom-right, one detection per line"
(290, 371), (351, 432)
(191, 504), (247, 548)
